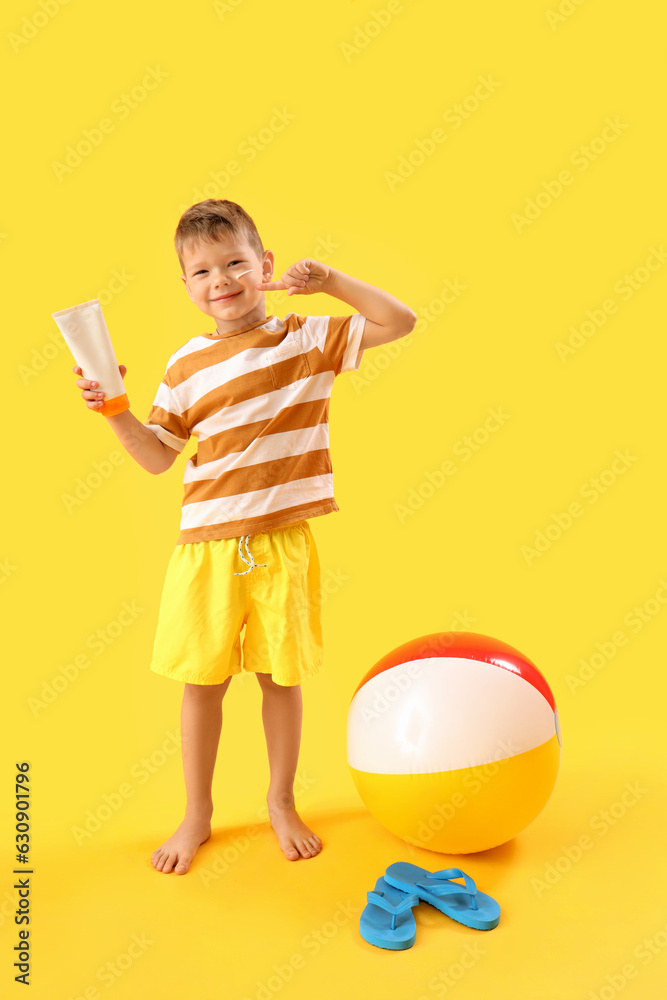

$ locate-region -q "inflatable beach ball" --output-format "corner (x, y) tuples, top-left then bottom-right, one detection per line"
(347, 632), (561, 853)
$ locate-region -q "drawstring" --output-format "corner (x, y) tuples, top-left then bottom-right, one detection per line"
(233, 535), (268, 575)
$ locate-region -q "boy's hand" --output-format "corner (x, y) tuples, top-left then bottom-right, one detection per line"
(256, 259), (332, 296)
(73, 364), (127, 411)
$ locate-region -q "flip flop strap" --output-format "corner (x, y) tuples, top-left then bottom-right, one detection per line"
(418, 869), (479, 910)
(367, 890), (420, 930)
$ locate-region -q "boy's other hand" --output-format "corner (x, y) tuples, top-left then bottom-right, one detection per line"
(73, 364), (127, 411)
(256, 258), (331, 296)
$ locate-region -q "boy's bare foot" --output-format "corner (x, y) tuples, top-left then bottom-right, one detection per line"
(268, 801), (322, 861)
(151, 817), (211, 874)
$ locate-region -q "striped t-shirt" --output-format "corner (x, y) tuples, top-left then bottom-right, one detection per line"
(144, 312), (366, 543)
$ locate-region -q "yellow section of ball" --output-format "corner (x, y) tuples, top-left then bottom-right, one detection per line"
(350, 734), (561, 854)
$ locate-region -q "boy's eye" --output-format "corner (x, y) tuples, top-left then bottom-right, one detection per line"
(194, 261), (244, 276)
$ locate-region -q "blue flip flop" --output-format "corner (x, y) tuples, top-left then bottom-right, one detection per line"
(384, 863), (500, 930)
(359, 876), (420, 950)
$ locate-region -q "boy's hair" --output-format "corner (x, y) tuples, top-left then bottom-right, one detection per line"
(174, 199), (265, 275)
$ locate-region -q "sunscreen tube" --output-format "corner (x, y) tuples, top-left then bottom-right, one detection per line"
(52, 298), (129, 416)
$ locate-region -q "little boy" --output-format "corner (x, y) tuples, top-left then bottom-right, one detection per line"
(73, 199), (416, 873)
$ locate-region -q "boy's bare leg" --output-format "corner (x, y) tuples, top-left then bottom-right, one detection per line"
(255, 672), (322, 860)
(151, 677), (232, 874)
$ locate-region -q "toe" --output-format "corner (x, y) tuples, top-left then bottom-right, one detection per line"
(284, 845), (300, 861)
(175, 860), (188, 874)
(297, 840), (312, 858)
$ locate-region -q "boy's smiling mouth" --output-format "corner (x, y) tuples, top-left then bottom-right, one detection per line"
(211, 291), (241, 302)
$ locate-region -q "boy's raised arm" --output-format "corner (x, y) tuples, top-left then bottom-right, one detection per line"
(257, 258), (416, 350)
(324, 267), (416, 349)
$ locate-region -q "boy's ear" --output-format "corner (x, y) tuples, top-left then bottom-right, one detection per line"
(262, 249), (275, 281)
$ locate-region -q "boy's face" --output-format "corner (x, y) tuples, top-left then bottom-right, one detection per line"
(180, 233), (274, 333)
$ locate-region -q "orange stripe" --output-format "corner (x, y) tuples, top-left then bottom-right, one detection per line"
(145, 403), (189, 445)
(324, 315), (354, 375)
(165, 314), (307, 389)
(182, 449), (333, 504)
(175, 498), (339, 543)
(196, 397), (330, 465)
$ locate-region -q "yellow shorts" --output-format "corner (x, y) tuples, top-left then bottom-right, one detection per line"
(149, 519), (323, 687)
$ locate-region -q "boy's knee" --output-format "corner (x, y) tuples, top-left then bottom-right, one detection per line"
(255, 672), (300, 692)
(184, 678), (232, 697)
(255, 671), (285, 688)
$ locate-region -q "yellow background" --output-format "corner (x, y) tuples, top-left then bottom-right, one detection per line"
(2, 1), (666, 997)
